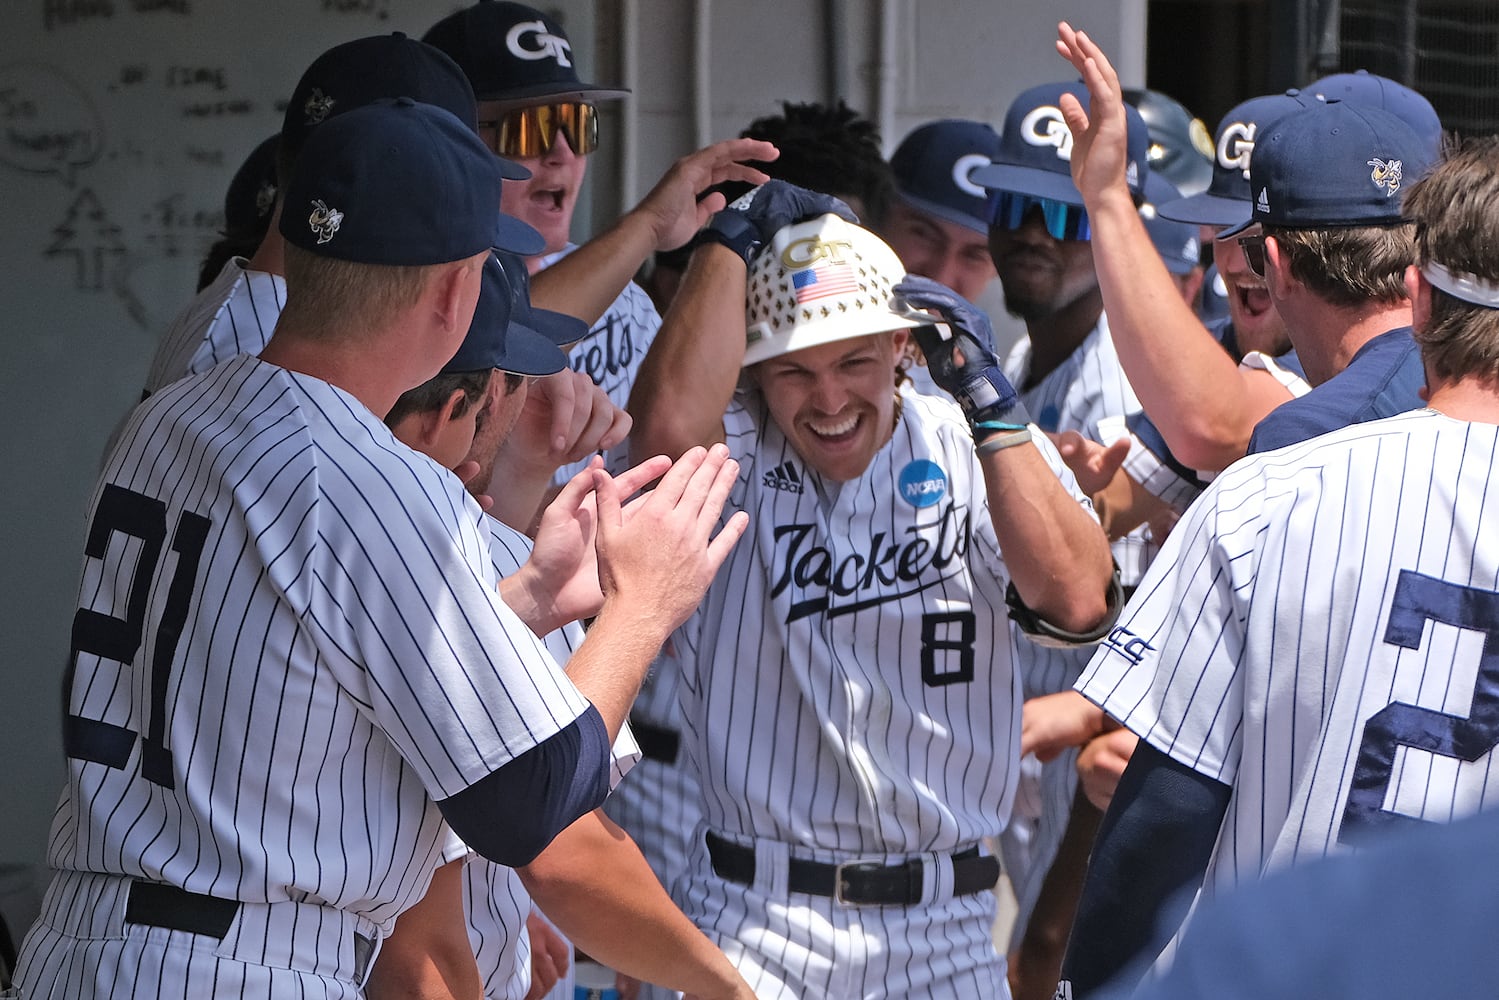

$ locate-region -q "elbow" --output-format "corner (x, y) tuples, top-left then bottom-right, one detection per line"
(1167, 420), (1251, 473)
(436, 710), (612, 868)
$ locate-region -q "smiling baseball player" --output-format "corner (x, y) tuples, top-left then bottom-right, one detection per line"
(629, 182), (1117, 999)
(14, 98), (744, 999)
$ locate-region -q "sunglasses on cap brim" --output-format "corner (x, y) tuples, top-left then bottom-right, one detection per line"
(478, 102), (599, 159)
(987, 191), (1091, 242)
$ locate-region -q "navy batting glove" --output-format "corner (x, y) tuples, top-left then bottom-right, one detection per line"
(694, 180), (859, 264)
(893, 275), (1030, 432)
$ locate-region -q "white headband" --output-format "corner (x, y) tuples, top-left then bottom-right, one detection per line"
(1422, 261), (1499, 309)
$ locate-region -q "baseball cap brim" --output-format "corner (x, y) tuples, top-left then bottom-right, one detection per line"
(495, 156), (533, 181)
(476, 83), (631, 110)
(896, 190), (988, 235)
(495, 211), (546, 256)
(1156, 191), (1252, 228)
(496, 324), (569, 375)
(1217, 216), (1258, 240)
(969, 162), (1084, 208)
(518, 304), (588, 350)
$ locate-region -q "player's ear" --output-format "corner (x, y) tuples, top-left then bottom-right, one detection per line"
(1263, 235), (1292, 295)
(1405, 263), (1433, 334)
(431, 257), (481, 339)
(438, 387), (469, 427)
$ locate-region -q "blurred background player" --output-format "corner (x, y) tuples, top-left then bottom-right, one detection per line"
(196, 133), (278, 292)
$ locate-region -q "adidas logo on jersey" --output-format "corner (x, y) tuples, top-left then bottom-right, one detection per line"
(763, 461), (804, 494)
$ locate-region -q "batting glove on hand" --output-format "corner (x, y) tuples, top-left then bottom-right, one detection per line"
(693, 180), (859, 264)
(893, 275), (1030, 433)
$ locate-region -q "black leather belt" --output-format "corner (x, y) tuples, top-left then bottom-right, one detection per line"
(125, 881), (374, 980)
(705, 832), (1000, 905)
(630, 716), (680, 764)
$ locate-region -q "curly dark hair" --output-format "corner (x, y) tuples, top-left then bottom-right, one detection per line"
(728, 100), (895, 227)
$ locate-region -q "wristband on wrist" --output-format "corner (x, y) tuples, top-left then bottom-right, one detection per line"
(689, 211), (762, 264)
(975, 427), (1033, 455)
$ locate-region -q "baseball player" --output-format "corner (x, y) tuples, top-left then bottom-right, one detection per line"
(14, 99), (745, 999)
(965, 82), (1156, 993)
(1046, 33), (1499, 999)
(424, 0), (772, 488)
(628, 181), (1117, 999)
(379, 254), (754, 1000)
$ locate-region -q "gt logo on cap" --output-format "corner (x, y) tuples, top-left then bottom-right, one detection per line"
(951, 153), (990, 198)
(506, 20), (573, 67)
(1217, 122), (1256, 179)
(1020, 106), (1073, 160)
(782, 236), (854, 269)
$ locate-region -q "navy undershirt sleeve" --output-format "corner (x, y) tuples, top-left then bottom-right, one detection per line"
(436, 704), (612, 867)
(1058, 740), (1232, 998)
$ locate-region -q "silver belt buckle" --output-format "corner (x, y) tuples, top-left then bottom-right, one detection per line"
(832, 859), (886, 906)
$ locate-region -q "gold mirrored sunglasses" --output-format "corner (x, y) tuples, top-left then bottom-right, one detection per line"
(478, 102), (599, 158)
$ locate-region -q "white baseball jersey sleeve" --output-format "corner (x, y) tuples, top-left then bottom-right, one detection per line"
(676, 389), (1093, 853)
(1079, 408), (1499, 887)
(143, 257), (286, 395)
(49, 355), (593, 932)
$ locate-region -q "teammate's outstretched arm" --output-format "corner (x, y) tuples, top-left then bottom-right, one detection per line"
(1052, 23), (1282, 471)
(1058, 742), (1230, 998)
(518, 809), (755, 1000)
(895, 277), (1115, 634)
(530, 138), (777, 324)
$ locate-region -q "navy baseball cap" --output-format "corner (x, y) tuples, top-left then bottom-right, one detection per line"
(1156, 90), (1310, 227)
(1311, 70), (1442, 157)
(973, 81), (1150, 205)
(280, 33), (531, 184)
(1141, 175), (1201, 276)
(280, 98), (541, 264)
(444, 253), (576, 375)
(423, 1), (630, 108)
(890, 119), (1002, 234)
(1220, 100), (1434, 238)
(222, 133), (279, 238)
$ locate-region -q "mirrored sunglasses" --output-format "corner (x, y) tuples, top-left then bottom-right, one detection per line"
(478, 102), (599, 159)
(987, 191), (1091, 241)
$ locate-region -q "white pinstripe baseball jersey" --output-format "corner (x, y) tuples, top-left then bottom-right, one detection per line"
(143, 257), (286, 395)
(537, 245), (662, 483)
(677, 388), (1089, 853)
(1079, 408), (1499, 888)
(23, 355), (596, 996)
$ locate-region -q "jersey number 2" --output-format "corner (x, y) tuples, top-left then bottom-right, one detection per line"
(1340, 570), (1499, 844)
(64, 484), (209, 790)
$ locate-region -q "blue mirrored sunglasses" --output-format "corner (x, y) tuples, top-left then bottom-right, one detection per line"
(987, 191), (1091, 241)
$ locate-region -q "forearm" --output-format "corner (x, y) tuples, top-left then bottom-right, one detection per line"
(983, 441), (1114, 633)
(366, 860), (483, 1000)
(1060, 741), (1230, 997)
(562, 599), (677, 740)
(529, 211), (659, 325)
(627, 245), (744, 461)
(520, 811), (746, 999)
(1086, 193), (1255, 467)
